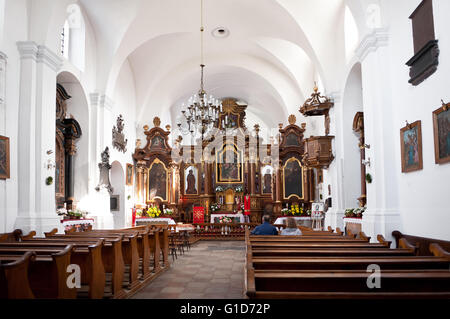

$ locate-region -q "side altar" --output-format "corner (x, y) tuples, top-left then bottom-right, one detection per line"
(132, 97), (334, 223)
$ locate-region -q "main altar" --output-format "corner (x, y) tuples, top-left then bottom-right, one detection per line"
(132, 97), (334, 223)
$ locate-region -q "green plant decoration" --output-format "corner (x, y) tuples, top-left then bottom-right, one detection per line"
(46, 176), (53, 186)
(365, 173), (373, 184)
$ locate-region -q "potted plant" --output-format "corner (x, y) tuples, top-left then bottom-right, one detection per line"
(281, 208), (289, 216)
(235, 186), (243, 193)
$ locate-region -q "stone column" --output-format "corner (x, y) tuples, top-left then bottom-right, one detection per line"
(15, 42), (63, 235)
(356, 28), (401, 244)
(323, 91), (345, 231)
(135, 160), (146, 205)
(0, 52), (7, 232)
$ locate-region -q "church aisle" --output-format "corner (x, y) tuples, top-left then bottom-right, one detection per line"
(133, 241), (246, 299)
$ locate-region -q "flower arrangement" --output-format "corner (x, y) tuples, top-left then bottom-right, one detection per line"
(147, 206), (161, 218)
(345, 207), (365, 218)
(57, 207), (68, 217)
(281, 208), (290, 216)
(163, 208), (173, 216)
(215, 186), (224, 193)
(290, 204), (300, 216)
(58, 209), (87, 220)
(218, 216), (233, 224)
(210, 203), (221, 213)
(235, 186), (244, 193)
(136, 209), (143, 218)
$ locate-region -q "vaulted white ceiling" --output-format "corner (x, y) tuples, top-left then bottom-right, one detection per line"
(77, 0), (363, 132)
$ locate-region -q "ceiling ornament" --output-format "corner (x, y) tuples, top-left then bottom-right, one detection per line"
(177, 0), (222, 140)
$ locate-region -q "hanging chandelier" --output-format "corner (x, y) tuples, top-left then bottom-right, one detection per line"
(177, 0), (222, 138)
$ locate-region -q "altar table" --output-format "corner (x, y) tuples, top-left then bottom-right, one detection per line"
(274, 216), (313, 229)
(135, 218), (176, 226)
(60, 218), (94, 232)
(210, 213), (245, 223)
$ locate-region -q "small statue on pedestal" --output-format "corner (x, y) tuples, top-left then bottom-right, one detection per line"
(95, 147), (113, 195)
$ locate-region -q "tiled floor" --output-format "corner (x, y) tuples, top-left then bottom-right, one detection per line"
(133, 241), (246, 299)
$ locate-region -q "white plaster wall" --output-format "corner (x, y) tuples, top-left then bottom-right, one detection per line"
(384, 0), (450, 240)
(0, 0), (28, 232)
(108, 59), (137, 227)
(342, 63), (363, 209)
(62, 81), (90, 206)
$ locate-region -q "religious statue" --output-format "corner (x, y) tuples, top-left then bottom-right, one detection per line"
(186, 169), (197, 194)
(263, 170), (272, 194)
(112, 115), (128, 153)
(95, 147), (113, 194)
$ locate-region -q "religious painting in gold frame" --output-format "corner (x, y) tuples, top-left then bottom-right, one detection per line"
(400, 120), (423, 173)
(282, 157), (304, 200)
(126, 163), (133, 186)
(216, 143), (242, 184)
(433, 102), (450, 165)
(0, 135), (10, 180)
(147, 158), (168, 202)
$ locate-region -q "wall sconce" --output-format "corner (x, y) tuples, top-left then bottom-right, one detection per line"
(45, 159), (56, 170)
(359, 143), (371, 149)
(362, 158), (371, 167)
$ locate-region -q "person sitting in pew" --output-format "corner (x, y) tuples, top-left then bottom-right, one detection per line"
(251, 215), (278, 236)
(280, 217), (302, 236)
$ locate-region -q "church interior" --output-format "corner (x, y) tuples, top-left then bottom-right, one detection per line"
(0, 0), (450, 302)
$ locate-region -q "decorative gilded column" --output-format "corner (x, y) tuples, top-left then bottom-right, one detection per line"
(353, 112), (367, 207)
(64, 139), (77, 210)
(136, 160), (147, 206)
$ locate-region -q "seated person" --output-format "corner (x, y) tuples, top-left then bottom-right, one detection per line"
(281, 217), (302, 236)
(251, 215), (278, 235)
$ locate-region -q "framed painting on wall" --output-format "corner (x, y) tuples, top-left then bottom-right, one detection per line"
(282, 157), (304, 200)
(400, 120), (423, 173)
(0, 135), (10, 180)
(433, 102), (450, 165)
(126, 163), (134, 186)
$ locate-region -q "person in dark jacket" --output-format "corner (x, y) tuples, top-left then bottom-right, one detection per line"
(251, 215), (278, 235)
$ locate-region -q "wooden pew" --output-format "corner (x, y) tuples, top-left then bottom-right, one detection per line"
(249, 256), (450, 271)
(83, 228), (152, 282)
(0, 251), (36, 299)
(0, 244), (75, 299)
(247, 269), (450, 298)
(45, 230), (140, 293)
(19, 235), (126, 299)
(0, 240), (105, 299)
(393, 230), (450, 256)
(245, 227), (450, 299)
(128, 225), (169, 268)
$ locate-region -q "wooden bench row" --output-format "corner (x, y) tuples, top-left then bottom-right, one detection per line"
(244, 227), (450, 299)
(0, 225), (170, 299)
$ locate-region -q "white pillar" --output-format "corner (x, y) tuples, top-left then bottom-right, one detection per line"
(356, 29), (401, 244)
(324, 92), (345, 231)
(87, 93), (114, 229)
(0, 51), (7, 233)
(15, 42), (64, 235)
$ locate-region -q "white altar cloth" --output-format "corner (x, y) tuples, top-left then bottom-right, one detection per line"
(135, 218), (176, 225)
(210, 213), (245, 223)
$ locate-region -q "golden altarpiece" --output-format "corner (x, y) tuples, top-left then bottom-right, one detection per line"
(132, 98), (334, 223)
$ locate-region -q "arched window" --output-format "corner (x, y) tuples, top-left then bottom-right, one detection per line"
(60, 4), (86, 71)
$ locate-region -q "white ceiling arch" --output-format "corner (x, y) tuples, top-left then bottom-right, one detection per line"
(73, 0), (371, 129)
